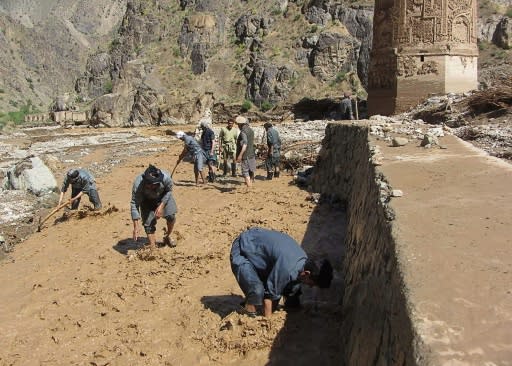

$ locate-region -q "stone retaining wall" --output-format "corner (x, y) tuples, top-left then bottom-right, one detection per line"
(312, 122), (425, 365)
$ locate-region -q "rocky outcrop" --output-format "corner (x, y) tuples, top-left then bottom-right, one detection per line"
(331, 5), (373, 88)
(244, 53), (297, 107)
(302, 0), (331, 25)
(479, 15), (512, 49)
(478, 15), (503, 42)
(75, 52), (112, 99)
(90, 59), (166, 126)
(492, 17), (512, 49)
(234, 14), (272, 47)
(178, 13), (217, 75)
(309, 31), (360, 82)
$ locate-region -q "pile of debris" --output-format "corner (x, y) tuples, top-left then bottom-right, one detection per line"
(461, 79), (512, 116)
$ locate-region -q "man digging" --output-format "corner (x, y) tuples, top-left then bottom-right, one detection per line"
(230, 227), (333, 317)
(130, 164), (178, 250)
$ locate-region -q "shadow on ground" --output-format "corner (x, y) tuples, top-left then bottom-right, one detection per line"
(201, 294), (245, 318)
(266, 197), (346, 366)
(113, 238), (148, 255)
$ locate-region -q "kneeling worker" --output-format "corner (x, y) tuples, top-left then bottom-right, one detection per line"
(130, 164), (178, 249)
(230, 227), (333, 317)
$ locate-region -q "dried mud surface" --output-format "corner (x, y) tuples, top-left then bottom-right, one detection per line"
(0, 126), (345, 365)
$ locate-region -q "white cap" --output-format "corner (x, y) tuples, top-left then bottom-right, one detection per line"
(235, 115), (248, 125)
(176, 131), (186, 139)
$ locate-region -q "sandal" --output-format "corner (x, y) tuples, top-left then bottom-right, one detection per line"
(163, 236), (176, 248)
(237, 303), (257, 318)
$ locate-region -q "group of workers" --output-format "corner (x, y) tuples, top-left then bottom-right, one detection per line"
(57, 114), (332, 318)
(175, 115), (281, 187)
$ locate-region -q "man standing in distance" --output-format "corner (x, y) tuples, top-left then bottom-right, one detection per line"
(340, 91), (354, 120)
(199, 121), (218, 182)
(218, 118), (239, 177)
(235, 115), (256, 188)
(263, 122), (282, 180)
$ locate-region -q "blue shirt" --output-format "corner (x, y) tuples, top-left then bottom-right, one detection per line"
(237, 227), (307, 300)
(200, 127), (215, 152)
(130, 170), (173, 220)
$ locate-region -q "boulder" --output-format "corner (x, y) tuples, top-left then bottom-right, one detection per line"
(391, 137), (409, 147)
(5, 157), (57, 196)
(244, 53), (297, 106)
(421, 133), (439, 147)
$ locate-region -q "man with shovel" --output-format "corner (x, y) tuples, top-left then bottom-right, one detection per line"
(58, 168), (102, 210)
(130, 164), (178, 249)
(175, 131), (208, 186)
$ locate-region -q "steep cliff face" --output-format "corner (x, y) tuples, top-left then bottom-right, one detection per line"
(0, 0), (127, 113)
(1, 0), (509, 126)
(81, 0), (376, 126)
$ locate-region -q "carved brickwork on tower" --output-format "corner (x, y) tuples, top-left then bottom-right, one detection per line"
(368, 0), (478, 115)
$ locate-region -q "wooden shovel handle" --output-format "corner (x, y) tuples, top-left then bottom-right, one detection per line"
(38, 195), (79, 229)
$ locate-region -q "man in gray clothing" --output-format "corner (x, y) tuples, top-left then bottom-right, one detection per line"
(176, 131), (208, 186)
(230, 227), (333, 317)
(235, 116), (256, 188)
(340, 91), (354, 120)
(130, 164), (178, 249)
(59, 168), (102, 210)
(263, 122), (282, 180)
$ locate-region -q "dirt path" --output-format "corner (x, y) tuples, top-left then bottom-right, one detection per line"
(0, 134), (345, 365)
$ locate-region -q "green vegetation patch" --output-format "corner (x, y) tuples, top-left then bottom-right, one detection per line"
(0, 100), (41, 128)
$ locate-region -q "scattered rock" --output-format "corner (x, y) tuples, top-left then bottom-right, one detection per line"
(391, 137), (409, 147)
(420, 134), (439, 147)
(391, 189), (403, 197)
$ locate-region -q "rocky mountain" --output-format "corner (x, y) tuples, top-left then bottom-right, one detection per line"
(0, 0), (127, 114)
(0, 0), (510, 127)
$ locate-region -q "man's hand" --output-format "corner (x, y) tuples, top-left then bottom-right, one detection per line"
(155, 203), (165, 219)
(132, 220), (140, 241)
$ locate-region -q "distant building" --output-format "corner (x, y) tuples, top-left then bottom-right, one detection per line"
(24, 111), (90, 125)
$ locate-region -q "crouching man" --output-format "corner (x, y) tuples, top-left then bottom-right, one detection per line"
(59, 168), (102, 210)
(130, 164), (178, 249)
(230, 227), (333, 317)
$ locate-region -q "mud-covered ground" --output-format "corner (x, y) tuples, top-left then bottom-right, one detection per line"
(0, 124), (346, 365)
(0, 114), (510, 364)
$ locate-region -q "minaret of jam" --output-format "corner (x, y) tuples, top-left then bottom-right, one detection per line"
(368, 0), (478, 115)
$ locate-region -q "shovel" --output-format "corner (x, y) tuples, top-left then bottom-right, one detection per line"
(171, 160), (180, 178)
(37, 193), (82, 231)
